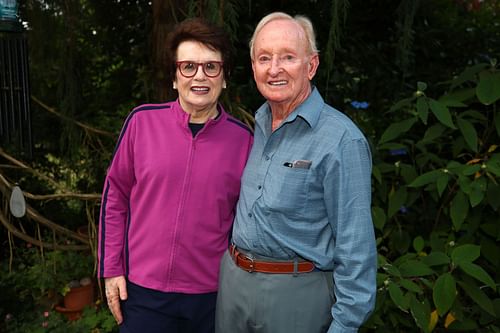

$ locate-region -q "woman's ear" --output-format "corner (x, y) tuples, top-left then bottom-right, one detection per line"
(173, 81), (177, 90)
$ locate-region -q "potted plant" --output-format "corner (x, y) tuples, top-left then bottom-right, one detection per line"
(50, 250), (95, 320)
(23, 248), (95, 320)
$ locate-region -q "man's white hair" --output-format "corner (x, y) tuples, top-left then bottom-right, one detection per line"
(249, 12), (319, 60)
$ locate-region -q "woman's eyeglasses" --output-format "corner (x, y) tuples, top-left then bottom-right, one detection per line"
(176, 61), (224, 78)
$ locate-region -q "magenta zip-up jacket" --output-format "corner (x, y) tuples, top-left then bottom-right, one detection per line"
(98, 100), (253, 293)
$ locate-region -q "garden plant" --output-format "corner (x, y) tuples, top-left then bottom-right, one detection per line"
(0, 0), (499, 332)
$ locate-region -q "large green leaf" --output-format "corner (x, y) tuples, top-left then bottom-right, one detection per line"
(459, 262), (496, 290)
(379, 118), (418, 144)
(382, 264), (402, 278)
(458, 281), (496, 317)
(393, 253), (418, 267)
(446, 160), (465, 173)
(450, 63), (489, 89)
(450, 191), (469, 231)
(420, 123), (446, 144)
(436, 174), (449, 197)
(458, 176), (472, 194)
(372, 206), (386, 231)
(388, 187), (408, 218)
(413, 236), (425, 253)
(447, 318), (479, 331)
(388, 281), (409, 311)
(400, 278), (423, 294)
(422, 251), (450, 267)
(460, 110), (487, 121)
(408, 169), (443, 187)
(416, 97), (429, 124)
(433, 273), (456, 315)
(476, 71), (500, 105)
(400, 164), (418, 183)
(468, 178), (486, 207)
(399, 260), (434, 277)
(486, 159), (500, 177)
(389, 96), (415, 113)
(428, 99), (456, 129)
(456, 118), (478, 152)
(410, 295), (431, 333)
(439, 88), (476, 105)
(462, 164), (481, 176)
(437, 97), (467, 108)
(451, 244), (480, 265)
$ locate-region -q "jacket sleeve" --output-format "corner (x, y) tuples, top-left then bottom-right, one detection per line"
(98, 113), (137, 278)
(325, 137), (377, 333)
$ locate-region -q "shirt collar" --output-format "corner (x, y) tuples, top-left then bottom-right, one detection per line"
(255, 86), (324, 130)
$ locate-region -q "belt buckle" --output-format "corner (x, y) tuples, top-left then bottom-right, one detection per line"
(231, 245), (256, 273)
(245, 255), (255, 273)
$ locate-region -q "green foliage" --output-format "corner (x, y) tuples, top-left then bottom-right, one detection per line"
(1, 247), (113, 333)
(7, 0), (500, 332)
(20, 248), (94, 297)
(366, 62), (500, 332)
(3, 307), (117, 333)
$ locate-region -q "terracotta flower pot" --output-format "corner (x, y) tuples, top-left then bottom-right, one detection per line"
(55, 280), (95, 321)
(54, 305), (83, 321)
(63, 281), (94, 310)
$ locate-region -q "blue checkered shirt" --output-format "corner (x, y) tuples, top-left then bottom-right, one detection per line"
(232, 87), (377, 333)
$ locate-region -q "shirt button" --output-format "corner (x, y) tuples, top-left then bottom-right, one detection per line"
(265, 156), (270, 161)
(248, 213), (253, 218)
(257, 185), (262, 189)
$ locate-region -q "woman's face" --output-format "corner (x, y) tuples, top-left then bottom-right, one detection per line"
(174, 41), (226, 115)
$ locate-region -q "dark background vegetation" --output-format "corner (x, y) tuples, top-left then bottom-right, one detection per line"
(0, 0), (499, 331)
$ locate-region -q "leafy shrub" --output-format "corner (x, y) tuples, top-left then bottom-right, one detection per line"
(1, 246), (115, 332)
(3, 306), (117, 333)
(363, 63), (500, 332)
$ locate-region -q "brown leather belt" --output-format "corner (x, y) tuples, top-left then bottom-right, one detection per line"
(229, 244), (315, 274)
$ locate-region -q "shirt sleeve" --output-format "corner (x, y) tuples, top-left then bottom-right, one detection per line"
(97, 114), (137, 278)
(324, 137), (377, 333)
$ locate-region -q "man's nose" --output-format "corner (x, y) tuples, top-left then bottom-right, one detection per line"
(269, 56), (282, 75)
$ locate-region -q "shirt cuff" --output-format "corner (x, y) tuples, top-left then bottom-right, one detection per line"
(327, 321), (359, 333)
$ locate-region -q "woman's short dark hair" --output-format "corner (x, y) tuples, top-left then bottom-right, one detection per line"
(165, 18), (233, 82)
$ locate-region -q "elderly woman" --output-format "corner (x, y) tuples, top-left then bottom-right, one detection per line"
(98, 18), (253, 333)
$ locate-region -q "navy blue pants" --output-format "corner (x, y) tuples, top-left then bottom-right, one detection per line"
(120, 281), (217, 333)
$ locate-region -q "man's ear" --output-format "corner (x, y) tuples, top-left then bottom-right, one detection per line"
(308, 53), (320, 80)
(251, 59), (259, 82)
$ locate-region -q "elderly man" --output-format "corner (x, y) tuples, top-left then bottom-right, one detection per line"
(215, 12), (377, 333)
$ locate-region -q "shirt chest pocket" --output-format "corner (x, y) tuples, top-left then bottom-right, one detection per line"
(263, 164), (310, 215)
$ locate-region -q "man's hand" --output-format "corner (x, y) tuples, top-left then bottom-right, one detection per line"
(104, 276), (127, 324)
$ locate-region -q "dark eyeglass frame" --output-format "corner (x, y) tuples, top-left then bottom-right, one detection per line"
(175, 61), (224, 78)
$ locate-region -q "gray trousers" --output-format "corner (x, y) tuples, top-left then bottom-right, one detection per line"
(215, 250), (333, 333)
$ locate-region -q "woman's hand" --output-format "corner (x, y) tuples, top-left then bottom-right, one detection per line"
(104, 276), (128, 324)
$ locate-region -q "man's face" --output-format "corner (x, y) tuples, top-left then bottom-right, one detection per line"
(251, 19), (319, 111)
